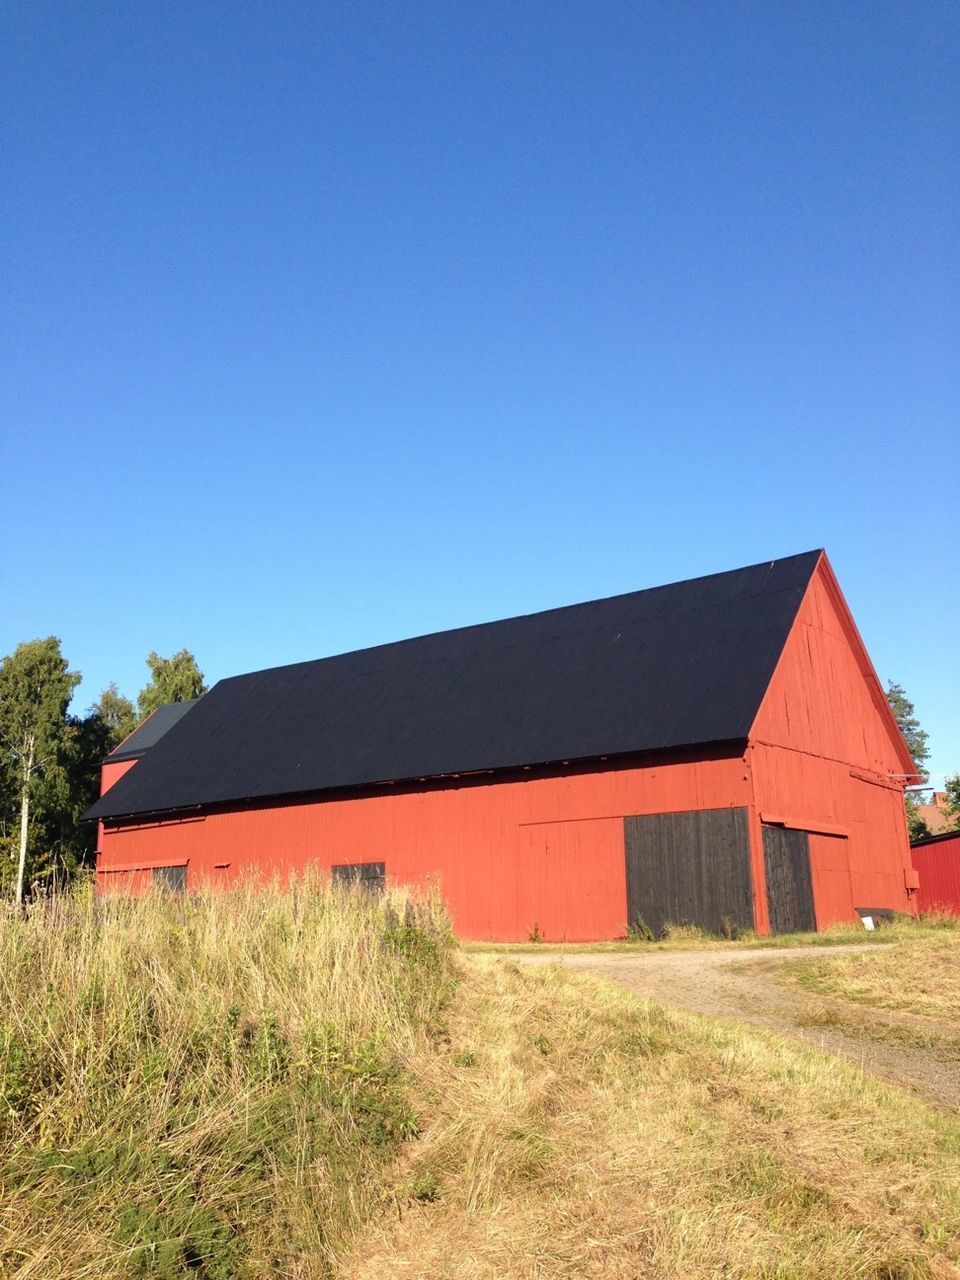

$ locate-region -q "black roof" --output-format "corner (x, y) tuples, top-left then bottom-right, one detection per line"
(107, 701), (199, 762)
(85, 551), (822, 822)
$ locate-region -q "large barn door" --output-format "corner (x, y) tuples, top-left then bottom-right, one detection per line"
(762, 826), (816, 933)
(624, 808), (753, 937)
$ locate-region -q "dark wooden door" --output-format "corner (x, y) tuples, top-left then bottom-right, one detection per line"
(762, 826), (816, 934)
(624, 808), (753, 937)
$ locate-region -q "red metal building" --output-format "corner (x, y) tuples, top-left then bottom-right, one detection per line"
(910, 831), (960, 915)
(86, 551), (919, 940)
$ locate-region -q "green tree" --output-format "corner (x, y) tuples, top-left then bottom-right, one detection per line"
(944, 774), (960, 832)
(137, 650), (206, 720)
(904, 793), (932, 842)
(0, 638), (80, 904)
(92, 682), (137, 749)
(885, 681), (930, 783)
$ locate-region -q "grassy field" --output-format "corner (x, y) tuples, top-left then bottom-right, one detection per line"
(0, 881), (455, 1279)
(786, 913), (960, 1018)
(783, 914), (960, 1062)
(2, 890), (959, 1279)
(344, 946), (960, 1280)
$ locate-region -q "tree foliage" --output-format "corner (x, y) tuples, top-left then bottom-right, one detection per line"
(0, 643), (206, 900)
(138, 650), (207, 720)
(885, 681), (930, 783)
(91, 682), (137, 749)
(0, 639), (81, 902)
(944, 774), (960, 832)
(904, 793), (932, 842)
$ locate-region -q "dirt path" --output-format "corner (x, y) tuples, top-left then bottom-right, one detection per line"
(512, 944), (960, 1112)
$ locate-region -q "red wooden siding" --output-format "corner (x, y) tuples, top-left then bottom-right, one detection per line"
(100, 758), (139, 794)
(808, 833), (854, 928)
(912, 835), (960, 915)
(749, 556), (916, 923)
(97, 759), (142, 861)
(98, 753), (753, 942)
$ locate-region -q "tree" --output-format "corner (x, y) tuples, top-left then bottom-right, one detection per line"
(137, 650), (206, 720)
(0, 639), (80, 904)
(885, 681), (930, 783)
(91, 682), (137, 749)
(904, 793), (932, 842)
(944, 774), (960, 832)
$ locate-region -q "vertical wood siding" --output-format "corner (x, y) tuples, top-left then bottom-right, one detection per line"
(98, 755), (752, 942)
(625, 808), (753, 936)
(762, 826), (816, 934)
(912, 835), (960, 915)
(750, 561), (915, 924)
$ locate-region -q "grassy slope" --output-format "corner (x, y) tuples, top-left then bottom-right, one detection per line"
(346, 939), (960, 1280)
(0, 883), (454, 1279)
(787, 915), (960, 1019)
(783, 915), (960, 1060)
(3, 893), (959, 1279)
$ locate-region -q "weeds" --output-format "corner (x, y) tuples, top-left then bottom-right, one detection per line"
(0, 877), (454, 1279)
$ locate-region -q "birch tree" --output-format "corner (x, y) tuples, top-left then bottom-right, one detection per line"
(0, 639), (80, 904)
(137, 650), (206, 720)
(92, 682), (137, 748)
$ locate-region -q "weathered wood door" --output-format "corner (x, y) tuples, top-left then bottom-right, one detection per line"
(762, 826), (816, 933)
(624, 808), (753, 937)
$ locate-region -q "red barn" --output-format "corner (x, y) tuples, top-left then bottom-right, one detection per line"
(910, 830), (960, 916)
(86, 551), (919, 940)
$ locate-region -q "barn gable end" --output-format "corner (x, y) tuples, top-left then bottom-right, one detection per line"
(747, 554), (916, 930)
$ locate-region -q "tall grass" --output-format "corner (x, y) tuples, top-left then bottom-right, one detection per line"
(0, 878), (454, 1279)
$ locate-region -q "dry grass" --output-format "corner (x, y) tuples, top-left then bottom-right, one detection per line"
(5, 890), (960, 1279)
(0, 879), (454, 1279)
(787, 915), (960, 1021)
(342, 953), (960, 1280)
(783, 914), (960, 1065)
(466, 919), (889, 954)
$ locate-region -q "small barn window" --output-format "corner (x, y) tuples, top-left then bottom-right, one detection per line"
(332, 862), (385, 893)
(153, 865), (187, 894)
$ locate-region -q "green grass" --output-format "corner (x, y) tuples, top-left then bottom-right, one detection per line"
(466, 911), (960, 954)
(4, 891), (959, 1279)
(466, 922), (886, 954)
(786, 913), (960, 1017)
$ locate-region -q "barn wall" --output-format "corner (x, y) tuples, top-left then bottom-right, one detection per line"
(97, 759), (143, 860)
(100, 758), (139, 795)
(911, 835), (960, 915)
(97, 753), (754, 942)
(749, 560), (916, 923)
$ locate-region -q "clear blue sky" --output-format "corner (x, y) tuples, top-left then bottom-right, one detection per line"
(2, 2), (957, 784)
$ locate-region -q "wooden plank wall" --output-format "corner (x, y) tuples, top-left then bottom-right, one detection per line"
(98, 754), (753, 942)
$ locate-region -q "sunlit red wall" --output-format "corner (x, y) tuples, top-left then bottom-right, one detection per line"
(97, 753), (754, 942)
(748, 557), (916, 929)
(911, 835), (960, 915)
